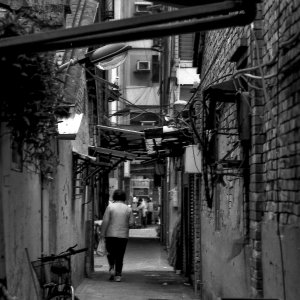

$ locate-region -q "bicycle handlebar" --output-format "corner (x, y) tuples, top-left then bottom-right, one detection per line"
(39, 246), (88, 262)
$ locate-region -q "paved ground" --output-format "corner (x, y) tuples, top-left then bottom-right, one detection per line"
(76, 226), (198, 300)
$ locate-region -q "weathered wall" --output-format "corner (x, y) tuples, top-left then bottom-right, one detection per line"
(54, 0), (98, 285)
(260, 1), (300, 300)
(193, 1), (300, 299)
(200, 104), (251, 299)
(54, 118), (90, 287)
(0, 123), (47, 300)
(0, 62), (91, 300)
(195, 24), (252, 299)
(0, 0), (98, 297)
(168, 159), (180, 248)
(0, 1), (68, 299)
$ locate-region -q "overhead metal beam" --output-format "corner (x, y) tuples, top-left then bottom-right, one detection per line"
(152, 0), (226, 8)
(0, 1), (256, 53)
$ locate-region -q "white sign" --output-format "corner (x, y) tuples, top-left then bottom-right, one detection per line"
(124, 161), (130, 177)
(131, 179), (150, 188)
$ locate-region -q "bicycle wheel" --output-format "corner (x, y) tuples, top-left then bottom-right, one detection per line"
(47, 291), (80, 300)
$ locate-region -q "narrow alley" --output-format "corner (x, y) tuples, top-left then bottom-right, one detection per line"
(76, 226), (197, 300)
(1, 1), (300, 300)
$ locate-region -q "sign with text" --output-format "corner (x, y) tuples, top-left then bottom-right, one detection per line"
(131, 179), (150, 188)
(133, 188), (149, 196)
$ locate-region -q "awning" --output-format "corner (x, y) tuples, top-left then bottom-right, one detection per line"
(73, 147), (139, 187)
(88, 146), (140, 176)
(89, 146), (137, 160)
(144, 126), (194, 157)
(125, 86), (160, 106)
(95, 124), (194, 163)
(97, 125), (149, 159)
(72, 151), (114, 197)
(73, 151), (96, 163)
(203, 79), (243, 103)
(97, 125), (144, 136)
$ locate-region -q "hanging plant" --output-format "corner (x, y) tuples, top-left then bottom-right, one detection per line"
(0, 9), (70, 176)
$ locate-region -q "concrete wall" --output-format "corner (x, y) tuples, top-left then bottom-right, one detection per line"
(54, 123), (90, 287)
(53, 0), (98, 284)
(0, 123), (47, 300)
(0, 0), (98, 297)
(0, 2), (66, 299)
(0, 65), (91, 300)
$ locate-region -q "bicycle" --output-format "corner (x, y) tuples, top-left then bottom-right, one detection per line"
(31, 244), (88, 300)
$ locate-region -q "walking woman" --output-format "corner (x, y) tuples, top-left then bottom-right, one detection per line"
(100, 189), (134, 282)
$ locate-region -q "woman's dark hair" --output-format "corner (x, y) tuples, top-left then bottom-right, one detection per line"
(112, 189), (126, 202)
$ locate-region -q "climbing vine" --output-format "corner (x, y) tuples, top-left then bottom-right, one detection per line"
(0, 9), (69, 176)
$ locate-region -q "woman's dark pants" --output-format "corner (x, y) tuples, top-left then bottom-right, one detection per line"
(105, 237), (128, 276)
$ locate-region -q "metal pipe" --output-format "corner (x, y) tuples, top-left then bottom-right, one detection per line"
(42, 4), (256, 56)
(0, 1), (255, 53)
(40, 174), (44, 256)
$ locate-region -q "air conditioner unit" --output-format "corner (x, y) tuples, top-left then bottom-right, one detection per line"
(136, 61), (150, 71)
(134, 1), (151, 14)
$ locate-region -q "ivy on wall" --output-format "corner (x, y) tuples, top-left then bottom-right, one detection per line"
(0, 9), (70, 176)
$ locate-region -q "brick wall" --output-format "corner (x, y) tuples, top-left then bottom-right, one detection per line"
(194, 24), (253, 299)
(193, 1), (300, 299)
(63, 0), (98, 112)
(260, 1), (300, 298)
(262, 0), (300, 224)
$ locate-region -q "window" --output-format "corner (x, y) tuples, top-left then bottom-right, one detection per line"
(136, 60), (150, 71)
(134, 1), (152, 15)
(179, 33), (194, 61)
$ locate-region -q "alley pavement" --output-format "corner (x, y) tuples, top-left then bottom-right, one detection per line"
(76, 226), (198, 300)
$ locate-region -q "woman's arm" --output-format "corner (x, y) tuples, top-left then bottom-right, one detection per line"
(100, 206), (110, 237)
(128, 209), (135, 228)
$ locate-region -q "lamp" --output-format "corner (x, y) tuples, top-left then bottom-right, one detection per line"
(57, 43), (132, 71)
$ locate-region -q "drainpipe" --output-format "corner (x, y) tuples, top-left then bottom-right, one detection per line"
(161, 33), (170, 246)
(40, 174), (44, 256)
(0, 125), (7, 280)
(197, 176), (203, 298)
(84, 182), (94, 276)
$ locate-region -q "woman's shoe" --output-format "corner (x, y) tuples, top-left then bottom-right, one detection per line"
(114, 276), (121, 282)
(109, 267), (114, 281)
